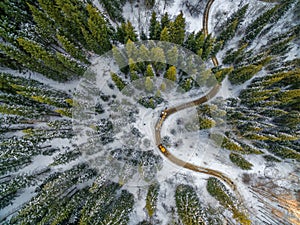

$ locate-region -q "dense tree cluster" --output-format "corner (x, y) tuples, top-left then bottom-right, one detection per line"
(175, 184), (205, 225)
(207, 177), (251, 225)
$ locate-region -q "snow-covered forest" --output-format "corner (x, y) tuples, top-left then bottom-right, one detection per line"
(0, 0), (299, 224)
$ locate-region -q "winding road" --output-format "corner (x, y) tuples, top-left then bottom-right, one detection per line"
(155, 0), (243, 199)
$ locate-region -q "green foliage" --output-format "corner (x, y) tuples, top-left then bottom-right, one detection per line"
(229, 153), (253, 170)
(145, 183), (160, 217)
(267, 143), (300, 161)
(207, 177), (251, 225)
(160, 27), (170, 42)
(145, 77), (154, 92)
(149, 11), (161, 40)
(161, 12), (170, 29)
(242, 0), (294, 44)
(229, 64), (263, 84)
(175, 184), (205, 225)
(221, 136), (243, 151)
(199, 117), (216, 129)
(223, 44), (248, 65)
(56, 34), (89, 64)
(165, 66), (177, 81)
(168, 12), (186, 45)
(98, 0), (125, 22)
(111, 72), (126, 91)
(117, 21), (138, 44)
(86, 4), (111, 54)
(11, 164), (96, 224)
(146, 64), (155, 77)
(216, 4), (248, 47)
(214, 67), (234, 82)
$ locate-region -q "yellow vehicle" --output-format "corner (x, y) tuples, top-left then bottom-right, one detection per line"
(158, 144), (167, 154)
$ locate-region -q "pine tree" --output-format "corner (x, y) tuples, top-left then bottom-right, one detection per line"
(201, 34), (215, 60)
(112, 45), (127, 71)
(56, 52), (85, 76)
(149, 12), (161, 40)
(184, 32), (196, 52)
(126, 39), (138, 60)
(28, 4), (56, 43)
(195, 31), (205, 52)
(56, 34), (89, 64)
(166, 46), (178, 66)
(111, 72), (126, 90)
(161, 12), (170, 29)
(169, 12), (186, 45)
(160, 27), (170, 42)
(150, 46), (166, 73)
(129, 58), (139, 81)
(17, 38), (70, 77)
(124, 21), (138, 43)
(81, 27), (102, 54)
(139, 45), (150, 62)
(86, 4), (111, 54)
(165, 66), (177, 82)
(145, 77), (154, 92)
(146, 64), (155, 77)
(140, 30), (148, 40)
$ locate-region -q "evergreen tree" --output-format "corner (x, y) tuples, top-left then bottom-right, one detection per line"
(112, 45), (127, 71)
(17, 38), (74, 78)
(111, 72), (126, 90)
(81, 27), (102, 54)
(161, 12), (170, 29)
(146, 64), (155, 77)
(28, 4), (56, 43)
(166, 46), (179, 66)
(149, 11), (161, 40)
(86, 4), (111, 54)
(140, 30), (148, 40)
(150, 46), (166, 73)
(124, 21), (138, 43)
(139, 45), (150, 62)
(201, 34), (215, 60)
(126, 39), (138, 60)
(129, 58), (139, 81)
(165, 66), (177, 82)
(169, 12), (186, 45)
(184, 32), (196, 52)
(145, 77), (154, 92)
(160, 27), (170, 42)
(56, 34), (89, 64)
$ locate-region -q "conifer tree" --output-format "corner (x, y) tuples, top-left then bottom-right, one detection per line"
(166, 46), (179, 67)
(56, 34), (88, 64)
(149, 12), (161, 40)
(81, 27), (102, 54)
(184, 32), (196, 52)
(28, 4), (56, 43)
(86, 4), (111, 54)
(112, 45), (127, 70)
(165, 66), (177, 82)
(140, 30), (148, 40)
(161, 12), (170, 29)
(169, 12), (186, 45)
(160, 27), (170, 42)
(146, 64), (155, 77)
(124, 21), (138, 43)
(139, 45), (150, 62)
(111, 72), (126, 91)
(126, 39), (138, 60)
(150, 46), (166, 73)
(145, 77), (154, 92)
(129, 58), (139, 81)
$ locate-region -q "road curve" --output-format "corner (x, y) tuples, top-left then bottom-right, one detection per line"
(154, 0), (245, 202)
